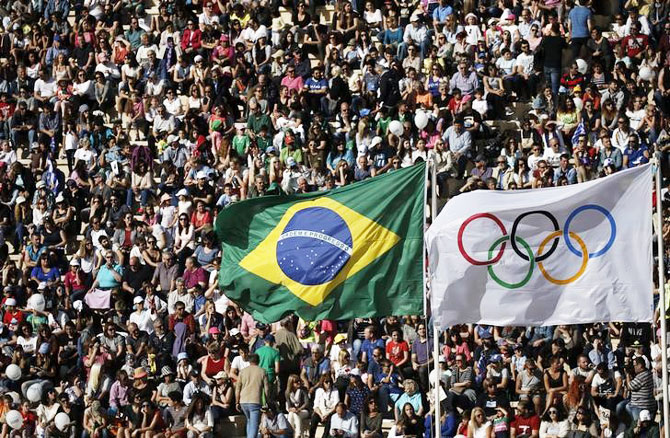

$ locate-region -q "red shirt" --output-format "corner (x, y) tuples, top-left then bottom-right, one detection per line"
(64, 270), (87, 293)
(183, 267), (206, 289)
(2, 309), (23, 325)
(622, 33), (649, 57)
(168, 313), (196, 335)
(511, 414), (541, 436)
(386, 340), (410, 366)
(181, 29), (202, 50)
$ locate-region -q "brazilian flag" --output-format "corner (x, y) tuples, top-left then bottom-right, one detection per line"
(215, 163), (425, 323)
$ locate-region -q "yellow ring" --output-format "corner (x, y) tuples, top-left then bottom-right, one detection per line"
(537, 231), (589, 285)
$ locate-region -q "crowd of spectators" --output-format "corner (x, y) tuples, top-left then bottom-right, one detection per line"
(0, 0), (668, 437)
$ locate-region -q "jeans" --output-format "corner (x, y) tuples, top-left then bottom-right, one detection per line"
(544, 67), (561, 95)
(617, 400), (656, 423)
(126, 188), (153, 207)
(352, 339), (363, 362)
(241, 403), (262, 438)
(10, 128), (35, 149)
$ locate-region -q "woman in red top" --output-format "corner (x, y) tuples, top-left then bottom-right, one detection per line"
(200, 341), (226, 386)
(442, 329), (472, 366)
(190, 201), (213, 233)
(64, 259), (87, 302)
(385, 329), (411, 377)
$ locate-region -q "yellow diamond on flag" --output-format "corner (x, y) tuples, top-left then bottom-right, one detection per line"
(239, 197), (401, 306)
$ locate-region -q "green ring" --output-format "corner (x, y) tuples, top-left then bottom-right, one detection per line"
(487, 235), (535, 289)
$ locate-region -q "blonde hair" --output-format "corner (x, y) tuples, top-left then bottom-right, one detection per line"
(470, 407), (486, 428)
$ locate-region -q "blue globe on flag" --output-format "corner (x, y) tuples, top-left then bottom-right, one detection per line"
(276, 207), (353, 285)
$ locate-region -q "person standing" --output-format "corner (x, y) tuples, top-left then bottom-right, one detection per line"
(567, 0), (593, 61)
(236, 354), (270, 438)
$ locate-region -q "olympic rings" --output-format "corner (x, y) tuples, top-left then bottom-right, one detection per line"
(487, 235), (535, 289)
(457, 213), (507, 266)
(457, 205), (616, 288)
(510, 211), (560, 262)
(563, 204), (616, 258)
(537, 231), (589, 285)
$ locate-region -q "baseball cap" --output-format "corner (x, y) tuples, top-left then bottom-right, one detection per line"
(287, 157), (297, 167)
(213, 371), (228, 380)
(69, 259), (80, 266)
(133, 296), (143, 305)
(230, 328), (240, 336)
(4, 298), (16, 307)
(177, 352), (189, 362)
(334, 333), (347, 344)
(208, 327), (221, 335)
(196, 171), (208, 180)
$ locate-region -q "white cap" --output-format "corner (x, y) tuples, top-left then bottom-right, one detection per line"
(176, 189), (189, 197)
(194, 55), (204, 63)
(133, 296), (144, 305)
(15, 196), (26, 204)
(370, 136), (383, 147)
(639, 410), (652, 422)
(229, 328), (240, 336)
(4, 298), (16, 306)
(167, 135), (178, 143)
(55, 194), (65, 203)
(36, 181), (46, 188)
(196, 170), (208, 180)
(69, 259), (80, 266)
(286, 157), (297, 167)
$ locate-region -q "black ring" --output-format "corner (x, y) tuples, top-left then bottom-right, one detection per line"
(510, 211), (560, 262)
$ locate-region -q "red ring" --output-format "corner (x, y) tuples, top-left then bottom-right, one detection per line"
(458, 213), (508, 266)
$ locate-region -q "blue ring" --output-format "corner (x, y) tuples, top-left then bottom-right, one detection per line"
(563, 204), (616, 258)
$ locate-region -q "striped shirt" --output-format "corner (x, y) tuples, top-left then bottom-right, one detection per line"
(628, 369), (655, 410)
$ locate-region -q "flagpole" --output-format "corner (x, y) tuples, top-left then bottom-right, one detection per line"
(423, 160), (430, 317)
(654, 158), (669, 438)
(429, 158), (441, 438)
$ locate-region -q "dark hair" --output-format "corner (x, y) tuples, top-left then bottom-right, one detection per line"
(248, 353), (260, 364)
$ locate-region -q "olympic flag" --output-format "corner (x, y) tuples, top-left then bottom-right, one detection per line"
(427, 164), (653, 327)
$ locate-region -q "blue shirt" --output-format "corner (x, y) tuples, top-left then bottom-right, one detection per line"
(30, 266), (60, 283)
(97, 264), (123, 289)
(624, 146), (649, 168)
(568, 6), (592, 38)
(361, 338), (386, 362)
(432, 5), (453, 23)
(304, 77), (328, 95)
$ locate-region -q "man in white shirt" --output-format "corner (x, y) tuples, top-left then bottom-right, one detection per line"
(135, 34), (158, 68)
(260, 405), (293, 438)
(129, 296), (158, 335)
(329, 403), (359, 438)
(240, 17), (268, 48)
(33, 70), (56, 106)
(167, 278), (195, 313)
(230, 342), (251, 380)
(514, 40), (539, 99)
(402, 14), (430, 59)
